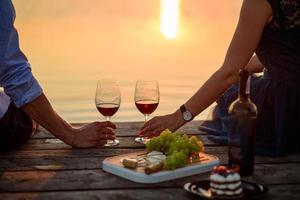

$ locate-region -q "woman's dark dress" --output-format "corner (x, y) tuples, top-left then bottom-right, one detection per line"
(215, 0), (300, 157)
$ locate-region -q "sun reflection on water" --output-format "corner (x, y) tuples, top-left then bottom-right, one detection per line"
(160, 0), (180, 39)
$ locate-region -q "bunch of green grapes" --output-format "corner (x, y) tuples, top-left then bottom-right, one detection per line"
(164, 151), (187, 170)
(146, 129), (205, 170)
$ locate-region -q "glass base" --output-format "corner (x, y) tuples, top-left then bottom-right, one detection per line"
(134, 137), (150, 145)
(104, 139), (120, 147)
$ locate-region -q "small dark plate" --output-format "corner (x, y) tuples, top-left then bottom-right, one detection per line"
(184, 179), (268, 199)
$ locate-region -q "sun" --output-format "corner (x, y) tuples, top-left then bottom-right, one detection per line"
(160, 0), (180, 39)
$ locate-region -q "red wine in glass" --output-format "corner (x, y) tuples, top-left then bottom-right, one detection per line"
(134, 80), (159, 144)
(95, 80), (121, 146)
(97, 103), (120, 119)
(135, 100), (159, 115)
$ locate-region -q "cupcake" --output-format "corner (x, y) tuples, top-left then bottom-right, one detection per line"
(209, 166), (243, 198)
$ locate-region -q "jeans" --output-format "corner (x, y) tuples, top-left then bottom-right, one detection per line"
(0, 102), (33, 152)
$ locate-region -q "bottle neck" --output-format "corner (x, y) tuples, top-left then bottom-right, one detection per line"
(238, 69), (250, 100)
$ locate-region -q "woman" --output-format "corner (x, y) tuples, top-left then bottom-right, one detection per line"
(141, 0), (300, 157)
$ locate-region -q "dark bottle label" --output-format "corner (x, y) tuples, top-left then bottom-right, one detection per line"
(228, 115), (256, 176)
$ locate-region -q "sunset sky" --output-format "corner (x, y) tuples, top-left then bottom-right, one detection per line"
(12, 0), (242, 122)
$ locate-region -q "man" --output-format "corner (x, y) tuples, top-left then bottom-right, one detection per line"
(0, 0), (116, 151)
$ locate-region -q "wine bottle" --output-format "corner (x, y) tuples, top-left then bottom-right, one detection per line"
(228, 69), (257, 176)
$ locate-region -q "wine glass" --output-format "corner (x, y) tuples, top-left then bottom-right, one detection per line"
(134, 80), (160, 144)
(95, 79), (121, 146)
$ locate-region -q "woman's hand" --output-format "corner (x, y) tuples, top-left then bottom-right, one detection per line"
(140, 110), (185, 137)
(69, 121), (116, 148)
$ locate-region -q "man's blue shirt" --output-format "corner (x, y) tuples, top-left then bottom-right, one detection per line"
(0, 0), (42, 108)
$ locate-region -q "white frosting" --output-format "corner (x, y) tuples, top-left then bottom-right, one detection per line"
(210, 182), (227, 189)
(210, 171), (243, 196)
(210, 182), (241, 190)
(227, 182), (242, 190)
(210, 174), (226, 183)
(226, 173), (241, 182)
(210, 172), (241, 183)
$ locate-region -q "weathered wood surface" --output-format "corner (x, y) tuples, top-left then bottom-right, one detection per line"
(0, 164), (300, 192)
(1, 185), (300, 200)
(1, 147), (300, 172)
(0, 121), (300, 200)
(20, 135), (216, 151)
(33, 121), (207, 139)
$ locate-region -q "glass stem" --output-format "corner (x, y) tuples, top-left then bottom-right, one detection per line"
(105, 116), (112, 143)
(144, 114), (149, 122)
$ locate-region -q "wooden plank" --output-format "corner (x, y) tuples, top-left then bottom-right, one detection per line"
(0, 148), (139, 159)
(1, 184), (299, 200)
(22, 137), (144, 150)
(19, 135), (217, 150)
(0, 147), (299, 172)
(0, 188), (191, 200)
(0, 169), (176, 192)
(0, 164), (299, 192)
(0, 149), (139, 171)
(32, 121), (207, 139)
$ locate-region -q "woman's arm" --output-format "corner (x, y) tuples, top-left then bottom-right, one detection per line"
(141, 0), (272, 135)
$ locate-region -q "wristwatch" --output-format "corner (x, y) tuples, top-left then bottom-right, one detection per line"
(180, 105), (194, 122)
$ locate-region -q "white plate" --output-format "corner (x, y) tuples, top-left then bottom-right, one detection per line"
(102, 151), (220, 184)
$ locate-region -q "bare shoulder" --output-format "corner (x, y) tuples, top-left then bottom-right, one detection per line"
(240, 0), (273, 20)
(235, 0), (273, 38)
(220, 0), (273, 76)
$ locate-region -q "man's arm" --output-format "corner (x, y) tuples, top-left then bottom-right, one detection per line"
(0, 0), (116, 148)
(22, 94), (116, 147)
(0, 0), (43, 108)
(21, 94), (73, 144)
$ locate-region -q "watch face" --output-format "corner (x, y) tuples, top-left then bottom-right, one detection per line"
(183, 111), (193, 121)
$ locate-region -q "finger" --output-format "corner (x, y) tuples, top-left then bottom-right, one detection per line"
(98, 133), (116, 141)
(142, 119), (162, 136)
(106, 134), (116, 140)
(145, 129), (163, 138)
(140, 127), (151, 136)
(101, 128), (116, 135)
(137, 131), (144, 136)
(145, 126), (164, 138)
(98, 121), (117, 129)
(94, 130), (113, 141)
(145, 133), (158, 139)
(141, 125), (157, 137)
(140, 120), (157, 135)
(141, 118), (156, 130)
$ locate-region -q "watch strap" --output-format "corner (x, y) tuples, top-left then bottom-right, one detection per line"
(180, 104), (194, 121)
(180, 104), (186, 114)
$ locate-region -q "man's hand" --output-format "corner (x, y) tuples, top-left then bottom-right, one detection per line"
(70, 121), (116, 148)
